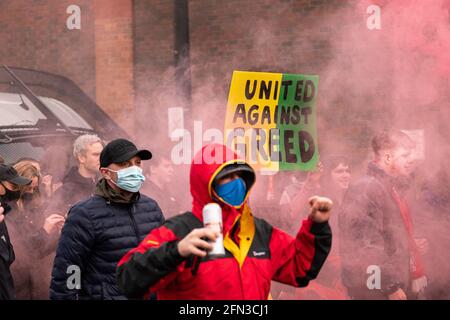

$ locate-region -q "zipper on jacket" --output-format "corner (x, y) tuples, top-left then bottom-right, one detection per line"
(128, 204), (140, 243)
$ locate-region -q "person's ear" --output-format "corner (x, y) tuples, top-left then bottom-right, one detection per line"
(77, 153), (86, 165)
(384, 152), (391, 165)
(99, 168), (111, 180)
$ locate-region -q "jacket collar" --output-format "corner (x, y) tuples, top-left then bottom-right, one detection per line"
(63, 166), (96, 186)
(367, 162), (393, 185)
(367, 161), (412, 193)
(94, 178), (140, 204)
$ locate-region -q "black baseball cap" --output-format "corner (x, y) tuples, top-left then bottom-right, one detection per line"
(100, 138), (152, 168)
(0, 164), (32, 186)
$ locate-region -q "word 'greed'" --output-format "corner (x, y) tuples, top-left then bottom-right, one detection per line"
(227, 79), (317, 164)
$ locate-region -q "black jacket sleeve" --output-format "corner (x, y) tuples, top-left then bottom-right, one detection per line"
(49, 205), (95, 300)
(29, 227), (59, 259)
(0, 221), (15, 300)
(117, 239), (185, 299)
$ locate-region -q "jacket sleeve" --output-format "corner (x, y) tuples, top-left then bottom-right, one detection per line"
(116, 225), (186, 299)
(44, 187), (70, 216)
(270, 217), (332, 287)
(0, 254), (15, 300)
(0, 222), (15, 300)
(29, 227), (59, 259)
(49, 205), (95, 300)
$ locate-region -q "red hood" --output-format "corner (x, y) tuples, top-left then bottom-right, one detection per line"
(190, 144), (254, 235)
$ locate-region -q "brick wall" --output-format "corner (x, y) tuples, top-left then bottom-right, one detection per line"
(0, 0), (96, 98)
(94, 0), (135, 132)
(133, 0), (177, 147)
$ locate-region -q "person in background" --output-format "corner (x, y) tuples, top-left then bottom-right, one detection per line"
(50, 138), (164, 299)
(0, 164), (31, 299)
(13, 157), (53, 205)
(141, 152), (186, 218)
(289, 157), (351, 225)
(275, 156), (351, 300)
(279, 171), (306, 209)
(6, 160), (64, 300)
(6, 161), (65, 299)
(39, 144), (72, 199)
(339, 130), (427, 300)
(45, 134), (104, 215)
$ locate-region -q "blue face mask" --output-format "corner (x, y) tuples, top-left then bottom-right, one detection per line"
(109, 166), (145, 193)
(215, 177), (247, 206)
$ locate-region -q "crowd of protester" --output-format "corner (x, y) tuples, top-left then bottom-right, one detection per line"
(0, 129), (449, 300)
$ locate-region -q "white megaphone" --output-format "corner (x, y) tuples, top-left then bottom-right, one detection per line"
(202, 203), (225, 256)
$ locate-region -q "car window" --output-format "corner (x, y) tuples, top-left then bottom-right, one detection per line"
(0, 92), (92, 130)
(0, 92), (46, 126)
(39, 97), (92, 129)
(0, 67), (127, 139)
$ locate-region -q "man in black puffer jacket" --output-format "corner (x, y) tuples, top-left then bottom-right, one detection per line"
(50, 139), (164, 300)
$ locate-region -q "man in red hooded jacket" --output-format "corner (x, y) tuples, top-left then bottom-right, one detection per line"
(116, 144), (333, 300)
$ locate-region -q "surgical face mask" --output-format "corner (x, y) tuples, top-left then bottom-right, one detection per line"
(215, 177), (247, 207)
(108, 166), (145, 193)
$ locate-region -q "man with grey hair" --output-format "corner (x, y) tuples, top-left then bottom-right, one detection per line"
(46, 134), (104, 215)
